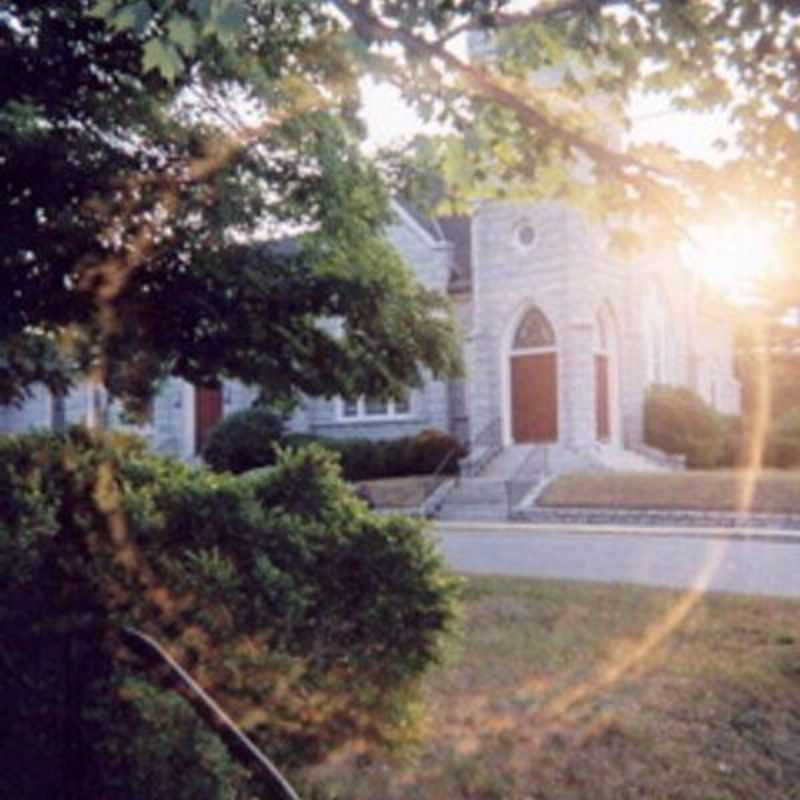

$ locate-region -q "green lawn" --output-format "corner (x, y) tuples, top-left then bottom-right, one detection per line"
(540, 470), (800, 514)
(298, 576), (800, 800)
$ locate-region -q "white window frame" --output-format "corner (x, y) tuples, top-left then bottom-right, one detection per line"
(337, 393), (413, 421)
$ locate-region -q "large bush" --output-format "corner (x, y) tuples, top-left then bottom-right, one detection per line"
(765, 408), (800, 468)
(644, 385), (728, 469)
(202, 406), (285, 473)
(284, 428), (466, 481)
(0, 428), (459, 797)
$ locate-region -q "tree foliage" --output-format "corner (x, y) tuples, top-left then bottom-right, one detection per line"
(5, 2), (800, 409)
(5, 2), (800, 407)
(86, 2), (800, 232)
(1, 0), (461, 410)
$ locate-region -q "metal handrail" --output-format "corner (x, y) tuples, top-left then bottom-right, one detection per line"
(419, 438), (467, 514)
(431, 446), (459, 480)
(506, 445), (550, 517)
(459, 416), (502, 478)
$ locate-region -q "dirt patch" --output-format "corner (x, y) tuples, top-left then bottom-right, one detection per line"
(359, 476), (445, 509)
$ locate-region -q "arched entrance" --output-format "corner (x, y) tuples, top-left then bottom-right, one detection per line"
(508, 306), (558, 443)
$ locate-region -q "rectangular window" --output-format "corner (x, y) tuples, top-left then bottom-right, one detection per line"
(365, 396), (388, 416)
(338, 392), (412, 421)
(393, 394), (410, 414)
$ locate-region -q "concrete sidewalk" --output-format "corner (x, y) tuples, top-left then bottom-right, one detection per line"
(434, 519), (800, 545)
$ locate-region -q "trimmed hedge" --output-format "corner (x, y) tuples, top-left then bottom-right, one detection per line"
(0, 428), (460, 796)
(645, 388), (800, 470)
(765, 408), (800, 468)
(284, 428), (466, 481)
(644, 385), (727, 469)
(201, 405), (285, 473)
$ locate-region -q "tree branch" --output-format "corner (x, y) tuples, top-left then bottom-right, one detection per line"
(436, 0), (631, 45)
(331, 0), (669, 186)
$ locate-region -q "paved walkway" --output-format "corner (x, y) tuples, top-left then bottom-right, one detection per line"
(437, 519), (800, 544)
(434, 521), (800, 598)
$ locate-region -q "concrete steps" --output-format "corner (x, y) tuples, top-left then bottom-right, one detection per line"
(591, 447), (667, 472)
(481, 444), (538, 479)
(435, 445), (667, 521)
(436, 479), (509, 521)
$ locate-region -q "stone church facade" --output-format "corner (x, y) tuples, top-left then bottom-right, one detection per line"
(294, 198), (741, 474)
(1, 197), (741, 473)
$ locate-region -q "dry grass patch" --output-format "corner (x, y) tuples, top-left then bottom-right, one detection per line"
(298, 576), (800, 800)
(359, 476), (445, 509)
(540, 470), (800, 514)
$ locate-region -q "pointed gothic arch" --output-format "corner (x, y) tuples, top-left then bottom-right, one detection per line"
(508, 305), (558, 443)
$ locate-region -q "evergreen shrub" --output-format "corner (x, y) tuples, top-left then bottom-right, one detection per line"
(765, 409), (800, 468)
(0, 428), (460, 796)
(201, 406), (285, 473)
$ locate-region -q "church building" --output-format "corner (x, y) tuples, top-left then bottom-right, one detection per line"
(290, 198), (741, 475)
(1, 196), (742, 478)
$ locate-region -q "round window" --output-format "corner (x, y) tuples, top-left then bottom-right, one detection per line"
(517, 223), (536, 247)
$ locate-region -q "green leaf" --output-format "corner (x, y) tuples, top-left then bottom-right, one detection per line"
(142, 38), (184, 83)
(188, 0), (212, 22)
(86, 0), (117, 20)
(167, 13), (198, 56)
(212, 1), (248, 42)
(110, 1), (152, 35)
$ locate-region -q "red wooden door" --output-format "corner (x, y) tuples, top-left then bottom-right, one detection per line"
(195, 385), (223, 452)
(511, 353), (558, 442)
(595, 354), (610, 441)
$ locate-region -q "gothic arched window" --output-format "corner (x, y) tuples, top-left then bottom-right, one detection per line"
(512, 306), (555, 350)
(594, 311), (608, 352)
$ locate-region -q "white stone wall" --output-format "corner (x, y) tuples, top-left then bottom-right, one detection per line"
(470, 201), (564, 446)
(0, 384), (51, 433)
(469, 200), (619, 450)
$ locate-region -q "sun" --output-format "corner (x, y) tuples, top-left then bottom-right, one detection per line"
(682, 220), (777, 300)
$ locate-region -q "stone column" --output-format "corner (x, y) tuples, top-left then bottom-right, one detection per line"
(622, 329), (646, 448)
(565, 319), (595, 449)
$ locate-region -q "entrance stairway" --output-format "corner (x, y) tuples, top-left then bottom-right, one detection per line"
(480, 444), (553, 479)
(435, 478), (510, 521)
(433, 442), (672, 521)
(436, 444), (549, 521)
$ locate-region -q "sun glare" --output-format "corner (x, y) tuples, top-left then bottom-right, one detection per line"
(682, 221), (777, 300)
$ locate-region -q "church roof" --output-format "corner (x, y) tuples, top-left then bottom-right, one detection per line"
(393, 197), (473, 294)
(393, 197), (446, 242)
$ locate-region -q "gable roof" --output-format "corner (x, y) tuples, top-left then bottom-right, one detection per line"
(391, 198), (473, 294)
(392, 198), (446, 243)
